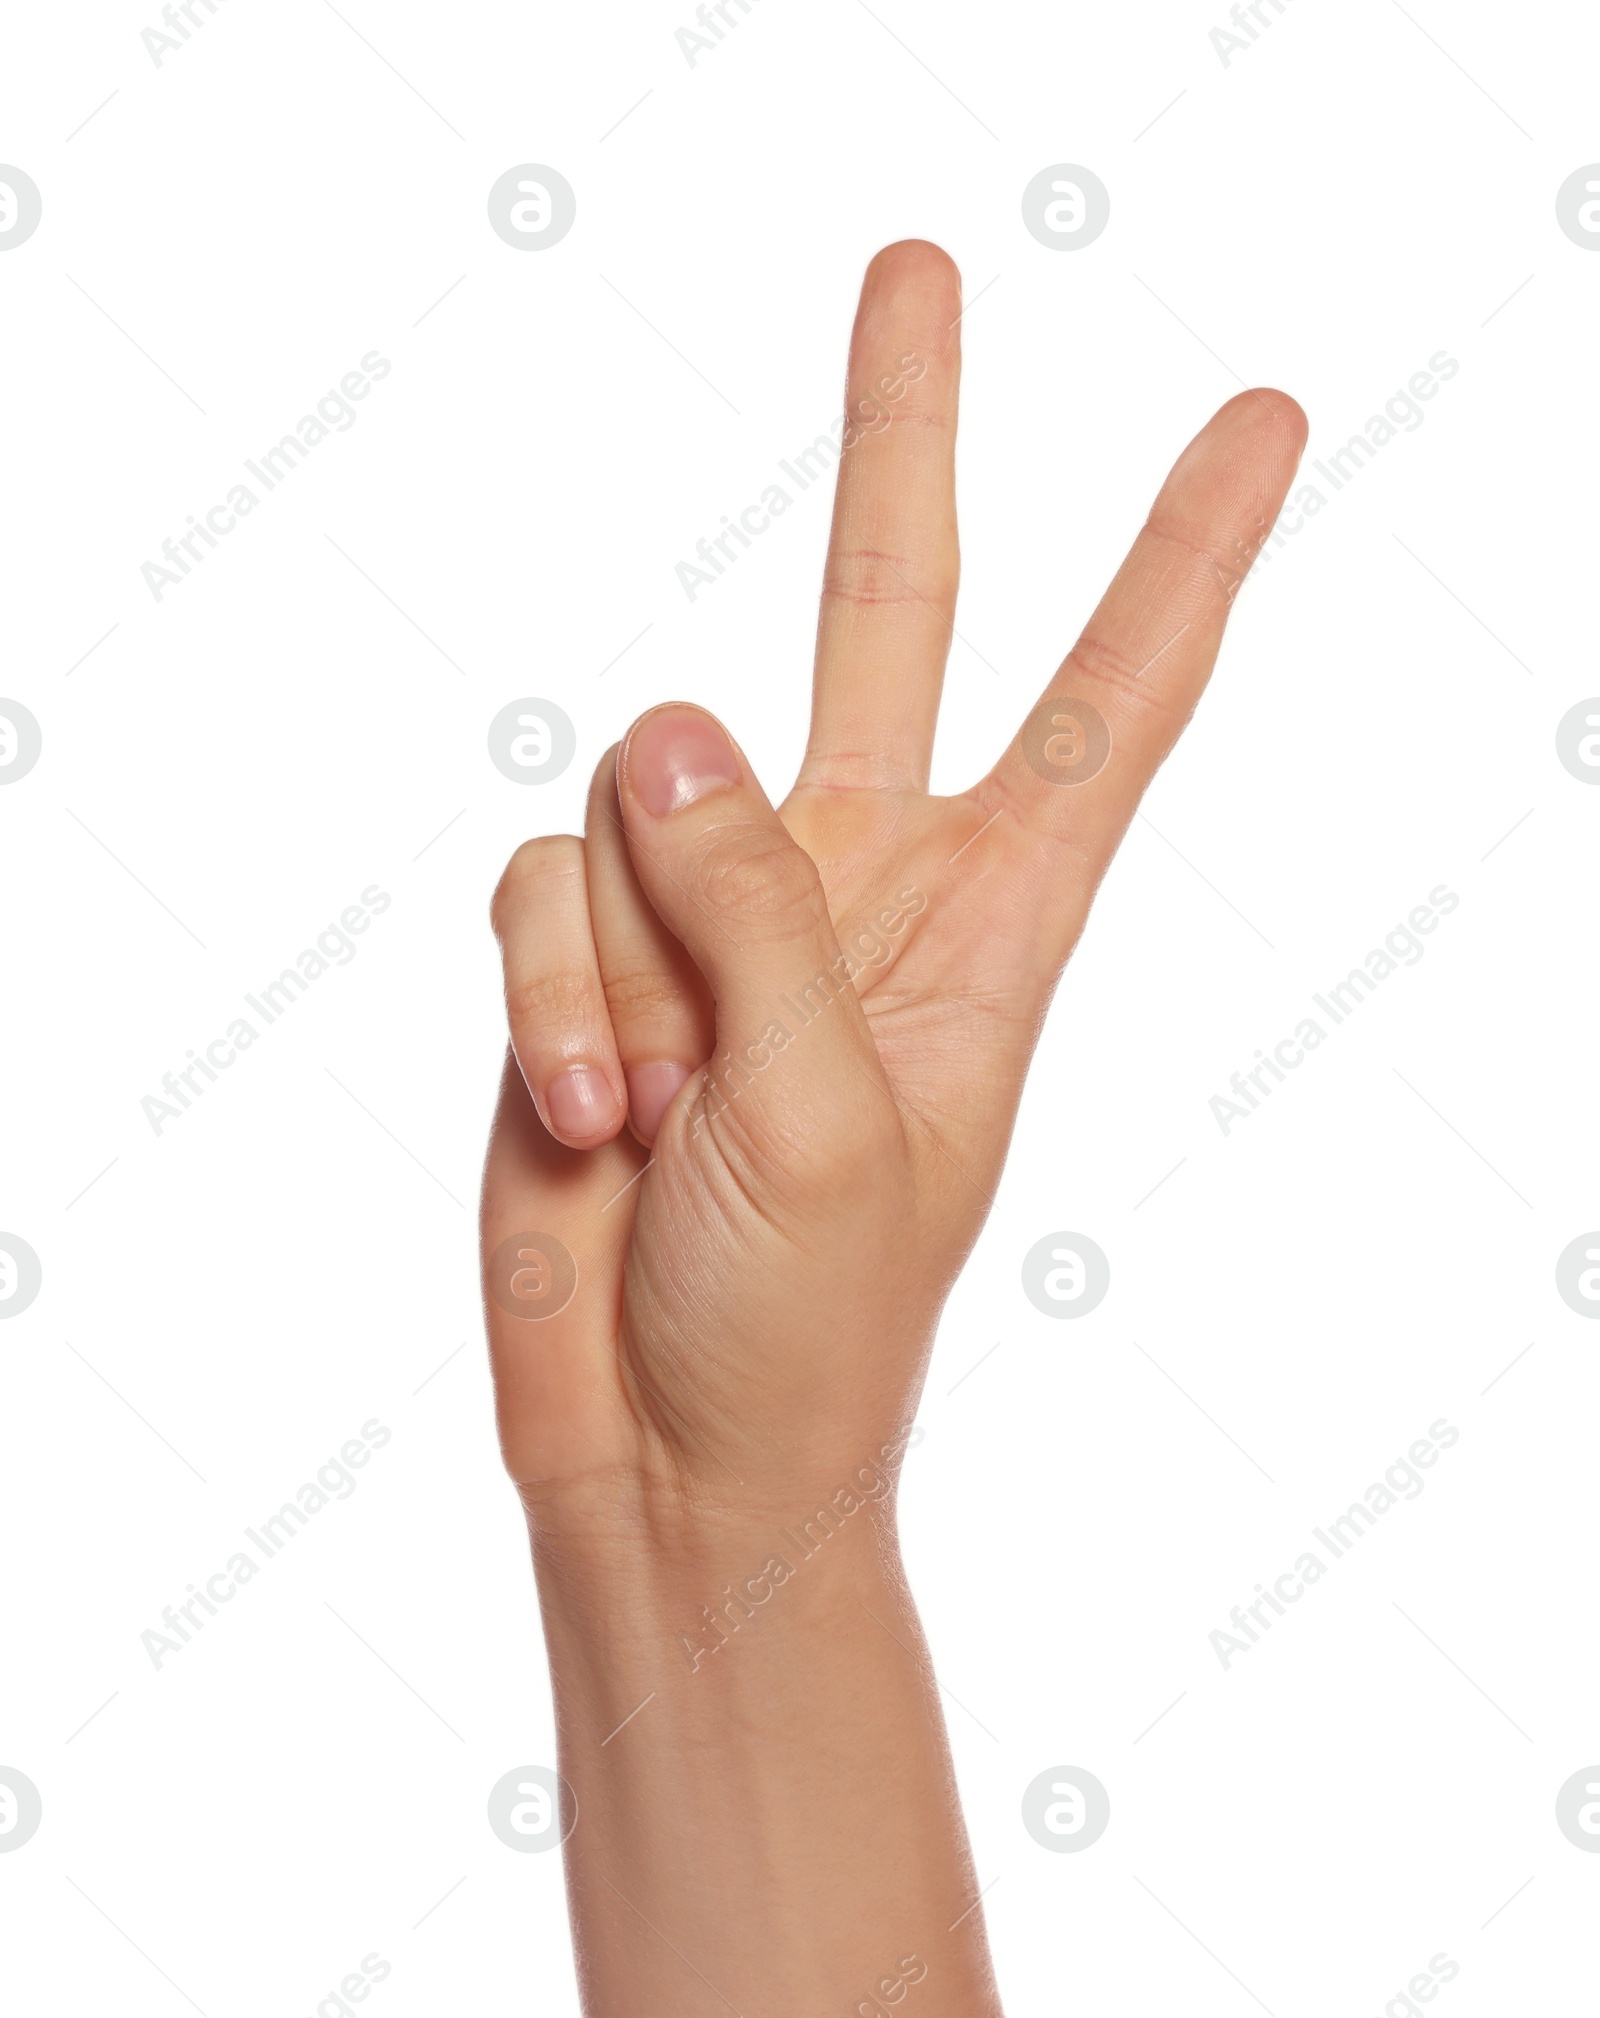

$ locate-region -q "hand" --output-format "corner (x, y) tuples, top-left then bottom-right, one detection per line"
(482, 240), (1305, 1535)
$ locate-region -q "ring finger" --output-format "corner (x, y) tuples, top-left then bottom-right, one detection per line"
(585, 748), (716, 1145)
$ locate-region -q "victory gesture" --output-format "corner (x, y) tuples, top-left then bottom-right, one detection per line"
(480, 240), (1304, 2016)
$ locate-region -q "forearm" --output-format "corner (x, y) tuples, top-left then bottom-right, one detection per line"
(530, 1478), (1003, 2017)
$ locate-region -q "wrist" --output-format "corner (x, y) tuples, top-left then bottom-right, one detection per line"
(523, 1454), (916, 1711)
(519, 1421), (916, 1597)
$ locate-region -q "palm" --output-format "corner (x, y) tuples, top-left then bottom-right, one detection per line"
(780, 781), (1055, 1195)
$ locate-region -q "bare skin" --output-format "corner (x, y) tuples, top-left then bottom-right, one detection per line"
(482, 239), (1306, 2015)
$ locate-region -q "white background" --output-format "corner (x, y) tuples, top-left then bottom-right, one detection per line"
(2, 0), (1597, 2011)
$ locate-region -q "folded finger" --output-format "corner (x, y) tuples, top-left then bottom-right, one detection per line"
(491, 836), (628, 1150)
(584, 750), (715, 1145)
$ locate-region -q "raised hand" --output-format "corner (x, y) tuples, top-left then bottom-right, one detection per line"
(482, 240), (1304, 1522)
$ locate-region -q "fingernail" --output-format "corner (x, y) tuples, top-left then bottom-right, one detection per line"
(626, 1060), (692, 1143)
(627, 708), (741, 817)
(547, 1064), (613, 1141)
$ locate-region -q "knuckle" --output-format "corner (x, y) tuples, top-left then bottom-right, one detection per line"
(491, 836), (582, 938)
(1065, 633), (1192, 736)
(692, 827), (827, 938)
(693, 1060), (914, 1214)
(600, 960), (690, 1032)
(503, 967), (596, 1041)
(821, 546), (954, 611)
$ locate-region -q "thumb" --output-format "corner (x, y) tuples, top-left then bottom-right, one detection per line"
(615, 704), (878, 1119)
